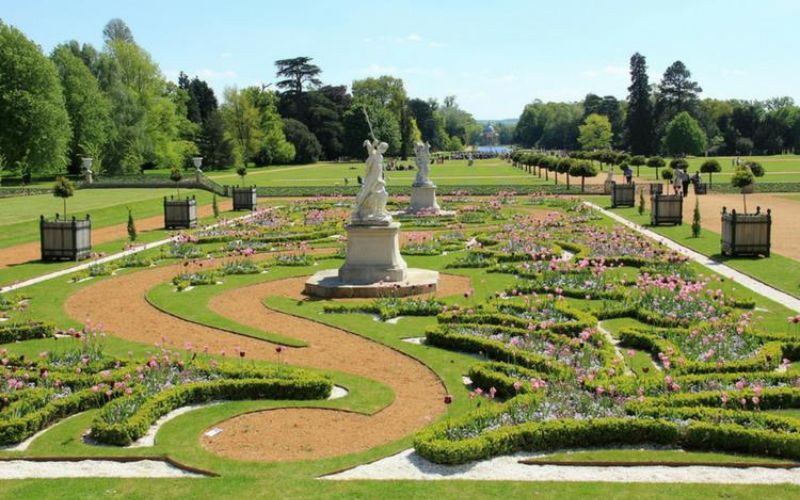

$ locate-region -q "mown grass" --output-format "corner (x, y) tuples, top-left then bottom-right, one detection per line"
(0, 188), (216, 249)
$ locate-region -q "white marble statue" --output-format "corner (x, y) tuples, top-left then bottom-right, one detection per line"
(413, 141), (434, 187)
(352, 139), (392, 225)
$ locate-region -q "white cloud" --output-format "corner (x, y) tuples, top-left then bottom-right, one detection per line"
(581, 65), (627, 78)
(197, 68), (238, 80)
(359, 64), (400, 76)
(405, 33), (423, 42)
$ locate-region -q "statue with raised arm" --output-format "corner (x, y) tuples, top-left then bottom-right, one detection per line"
(413, 141), (434, 187)
(352, 139), (392, 225)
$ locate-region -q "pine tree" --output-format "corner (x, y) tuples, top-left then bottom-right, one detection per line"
(127, 208), (137, 241)
(625, 53), (655, 155)
(691, 198), (701, 237)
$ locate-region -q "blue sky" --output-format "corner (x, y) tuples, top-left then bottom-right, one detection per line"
(3, 0), (799, 119)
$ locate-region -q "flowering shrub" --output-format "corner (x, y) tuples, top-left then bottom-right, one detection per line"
(401, 234), (443, 256)
(273, 253), (315, 267)
(324, 297), (445, 320)
(221, 259), (263, 275)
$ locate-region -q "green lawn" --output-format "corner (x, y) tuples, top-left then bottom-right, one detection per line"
(0, 188), (216, 249)
(192, 158), (546, 187)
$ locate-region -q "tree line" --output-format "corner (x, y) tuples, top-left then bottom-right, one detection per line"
(515, 52), (800, 157)
(0, 18), (488, 182)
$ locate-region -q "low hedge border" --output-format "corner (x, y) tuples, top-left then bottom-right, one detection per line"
(415, 415), (679, 465)
(0, 321), (55, 344)
(467, 361), (549, 399)
(436, 303), (596, 337)
(425, 327), (569, 376)
(198, 227), (340, 245)
(415, 388), (800, 464)
(618, 327), (785, 374)
(91, 376), (331, 446)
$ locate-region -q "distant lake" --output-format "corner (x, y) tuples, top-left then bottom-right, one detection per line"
(476, 145), (512, 154)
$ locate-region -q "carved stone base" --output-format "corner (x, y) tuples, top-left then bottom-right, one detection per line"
(304, 268), (438, 298)
(408, 185), (440, 214)
(337, 222), (407, 284)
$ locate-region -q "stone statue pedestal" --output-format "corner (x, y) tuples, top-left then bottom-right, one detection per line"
(339, 222), (407, 284)
(408, 185), (440, 214)
(304, 221), (439, 298)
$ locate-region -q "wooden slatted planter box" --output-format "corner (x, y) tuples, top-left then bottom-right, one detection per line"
(650, 194), (683, 226)
(164, 196), (197, 229)
(611, 182), (635, 208)
(721, 206), (771, 256)
(232, 186), (257, 211)
(40, 215), (92, 261)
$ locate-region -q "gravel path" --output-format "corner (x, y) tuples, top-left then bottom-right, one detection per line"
(63, 262), (471, 461)
(0, 459), (203, 478)
(323, 448), (800, 484)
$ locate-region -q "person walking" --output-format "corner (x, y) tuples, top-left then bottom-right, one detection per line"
(681, 169), (690, 196)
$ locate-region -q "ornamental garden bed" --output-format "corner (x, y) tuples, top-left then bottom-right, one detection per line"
(721, 207), (772, 257)
(164, 196), (198, 229)
(40, 215), (92, 261)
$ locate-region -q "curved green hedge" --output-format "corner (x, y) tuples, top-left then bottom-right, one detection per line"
(91, 376), (330, 446)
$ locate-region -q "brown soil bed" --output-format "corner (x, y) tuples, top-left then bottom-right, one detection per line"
(0, 199), (231, 269)
(63, 258), (467, 461)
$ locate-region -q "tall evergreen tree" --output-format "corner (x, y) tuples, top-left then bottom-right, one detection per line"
(625, 52), (655, 155)
(655, 61), (702, 133)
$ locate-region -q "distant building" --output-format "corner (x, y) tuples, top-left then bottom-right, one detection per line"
(481, 123), (498, 145)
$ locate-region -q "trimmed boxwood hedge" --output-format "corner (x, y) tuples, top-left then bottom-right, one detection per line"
(618, 327), (785, 374)
(0, 321), (54, 344)
(415, 387), (800, 464)
(91, 376), (330, 446)
(415, 415), (680, 465)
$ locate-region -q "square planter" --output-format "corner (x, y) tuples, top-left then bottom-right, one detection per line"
(232, 186), (257, 211)
(648, 183), (664, 195)
(610, 182), (635, 207)
(694, 182), (708, 195)
(650, 193), (683, 226)
(721, 206), (771, 256)
(164, 196), (197, 229)
(40, 215), (92, 261)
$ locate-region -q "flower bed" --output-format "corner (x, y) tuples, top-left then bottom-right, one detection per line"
(0, 328), (330, 446)
(324, 297), (445, 320)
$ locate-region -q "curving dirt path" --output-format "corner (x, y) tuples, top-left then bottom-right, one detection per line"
(0, 199), (232, 269)
(65, 262), (470, 461)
